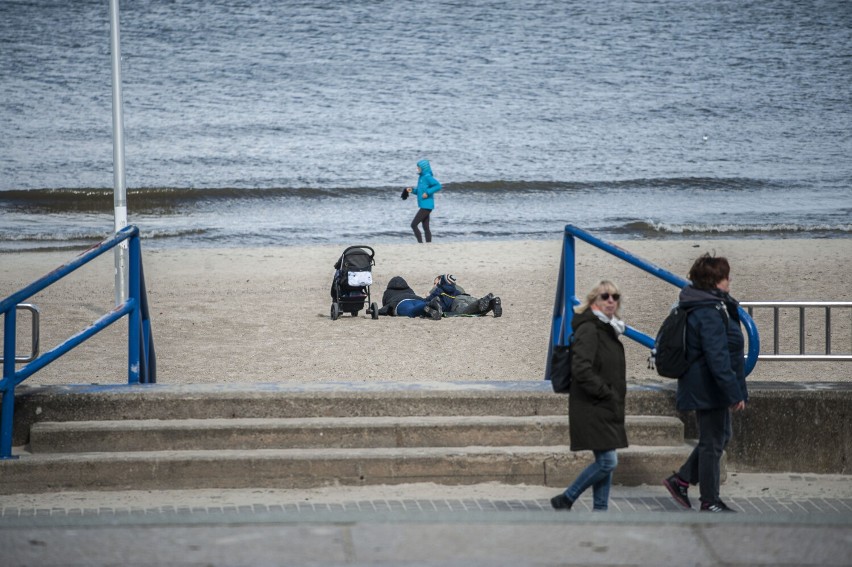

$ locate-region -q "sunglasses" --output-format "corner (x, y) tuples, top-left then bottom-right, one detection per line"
(599, 293), (620, 301)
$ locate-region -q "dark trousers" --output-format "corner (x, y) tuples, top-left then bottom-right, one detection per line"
(411, 208), (432, 243)
(677, 407), (732, 505)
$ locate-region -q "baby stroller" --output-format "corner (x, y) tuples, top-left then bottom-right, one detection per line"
(330, 245), (379, 320)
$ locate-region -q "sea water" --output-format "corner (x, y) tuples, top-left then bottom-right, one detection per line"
(1, 0), (850, 251)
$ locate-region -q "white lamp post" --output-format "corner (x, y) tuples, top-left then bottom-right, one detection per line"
(109, 0), (128, 304)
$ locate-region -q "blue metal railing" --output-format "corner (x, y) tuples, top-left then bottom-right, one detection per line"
(0, 225), (155, 459)
(546, 224), (760, 380)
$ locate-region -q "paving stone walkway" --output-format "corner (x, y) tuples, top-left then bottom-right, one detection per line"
(3, 495), (851, 524)
(4, 492), (850, 566)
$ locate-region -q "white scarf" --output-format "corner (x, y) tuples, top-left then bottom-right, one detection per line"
(591, 308), (626, 335)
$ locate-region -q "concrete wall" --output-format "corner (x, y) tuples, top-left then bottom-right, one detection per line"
(678, 383), (852, 474)
(6, 381), (852, 474)
(729, 386), (851, 474)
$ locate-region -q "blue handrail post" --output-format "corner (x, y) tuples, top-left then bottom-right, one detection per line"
(545, 231), (579, 380)
(128, 232), (141, 385)
(1, 311), (18, 459)
(741, 309), (761, 376)
(562, 230), (578, 341)
(139, 256), (157, 384)
(129, 233), (156, 384)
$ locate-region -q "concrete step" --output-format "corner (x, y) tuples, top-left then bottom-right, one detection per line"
(29, 415), (685, 453)
(4, 382), (701, 494)
(10, 382), (680, 445)
(0, 445), (699, 494)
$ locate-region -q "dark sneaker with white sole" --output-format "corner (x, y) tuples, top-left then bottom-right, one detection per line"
(663, 473), (692, 509)
(700, 500), (736, 513)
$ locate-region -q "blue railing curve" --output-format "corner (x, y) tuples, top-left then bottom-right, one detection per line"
(0, 225), (156, 459)
(545, 224), (760, 381)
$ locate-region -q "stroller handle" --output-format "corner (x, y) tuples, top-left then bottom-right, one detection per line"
(342, 245), (375, 259)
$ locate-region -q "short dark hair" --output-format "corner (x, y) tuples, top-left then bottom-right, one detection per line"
(688, 253), (730, 290)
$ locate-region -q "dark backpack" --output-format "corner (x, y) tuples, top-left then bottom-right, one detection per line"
(653, 303), (727, 378)
(549, 335), (574, 393)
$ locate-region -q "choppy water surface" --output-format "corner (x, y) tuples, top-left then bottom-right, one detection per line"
(1, 0), (850, 250)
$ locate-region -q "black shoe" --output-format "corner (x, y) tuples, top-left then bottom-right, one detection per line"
(700, 499), (736, 513)
(424, 297), (443, 320)
(550, 494), (573, 511)
(490, 297), (502, 317)
(663, 473), (692, 509)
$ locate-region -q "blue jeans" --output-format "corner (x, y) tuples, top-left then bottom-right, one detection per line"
(394, 299), (428, 317)
(563, 449), (618, 511)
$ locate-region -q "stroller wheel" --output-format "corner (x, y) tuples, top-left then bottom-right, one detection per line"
(370, 302), (379, 319)
(330, 303), (340, 320)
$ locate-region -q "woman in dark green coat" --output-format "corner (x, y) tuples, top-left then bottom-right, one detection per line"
(551, 280), (628, 511)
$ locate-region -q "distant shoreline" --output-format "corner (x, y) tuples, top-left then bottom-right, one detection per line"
(3, 227), (852, 256)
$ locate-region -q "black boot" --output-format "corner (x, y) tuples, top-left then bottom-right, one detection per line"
(476, 294), (493, 314)
(424, 297), (443, 320)
(490, 296), (502, 317)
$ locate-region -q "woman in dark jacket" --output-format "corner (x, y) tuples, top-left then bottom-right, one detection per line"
(551, 280), (628, 512)
(663, 253), (747, 513)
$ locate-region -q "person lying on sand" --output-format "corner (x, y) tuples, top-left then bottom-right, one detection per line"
(425, 274), (502, 317)
(377, 276), (442, 320)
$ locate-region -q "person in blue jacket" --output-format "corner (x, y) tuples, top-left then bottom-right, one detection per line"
(405, 159), (442, 243)
(425, 274), (502, 317)
(663, 253), (747, 513)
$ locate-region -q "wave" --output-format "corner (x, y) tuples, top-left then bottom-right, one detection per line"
(448, 177), (781, 193)
(618, 221), (852, 237)
(0, 187), (341, 213)
(0, 227), (208, 243)
(0, 177), (788, 213)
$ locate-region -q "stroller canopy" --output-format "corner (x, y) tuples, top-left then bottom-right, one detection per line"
(335, 247), (374, 272)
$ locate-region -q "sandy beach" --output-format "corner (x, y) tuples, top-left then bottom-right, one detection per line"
(2, 238), (850, 387)
(2, 237), (851, 512)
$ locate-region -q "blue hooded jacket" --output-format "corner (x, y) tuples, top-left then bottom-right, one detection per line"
(675, 286), (747, 411)
(413, 159), (442, 210)
(425, 274), (462, 311)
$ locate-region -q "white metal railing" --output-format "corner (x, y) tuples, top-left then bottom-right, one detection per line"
(0, 304), (39, 364)
(741, 302), (852, 361)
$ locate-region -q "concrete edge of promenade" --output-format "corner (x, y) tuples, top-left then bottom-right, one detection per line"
(9, 379), (852, 474)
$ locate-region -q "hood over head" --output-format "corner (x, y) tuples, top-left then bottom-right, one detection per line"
(417, 159), (433, 177)
(679, 285), (740, 322)
(679, 285), (727, 304)
(387, 276), (412, 291)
